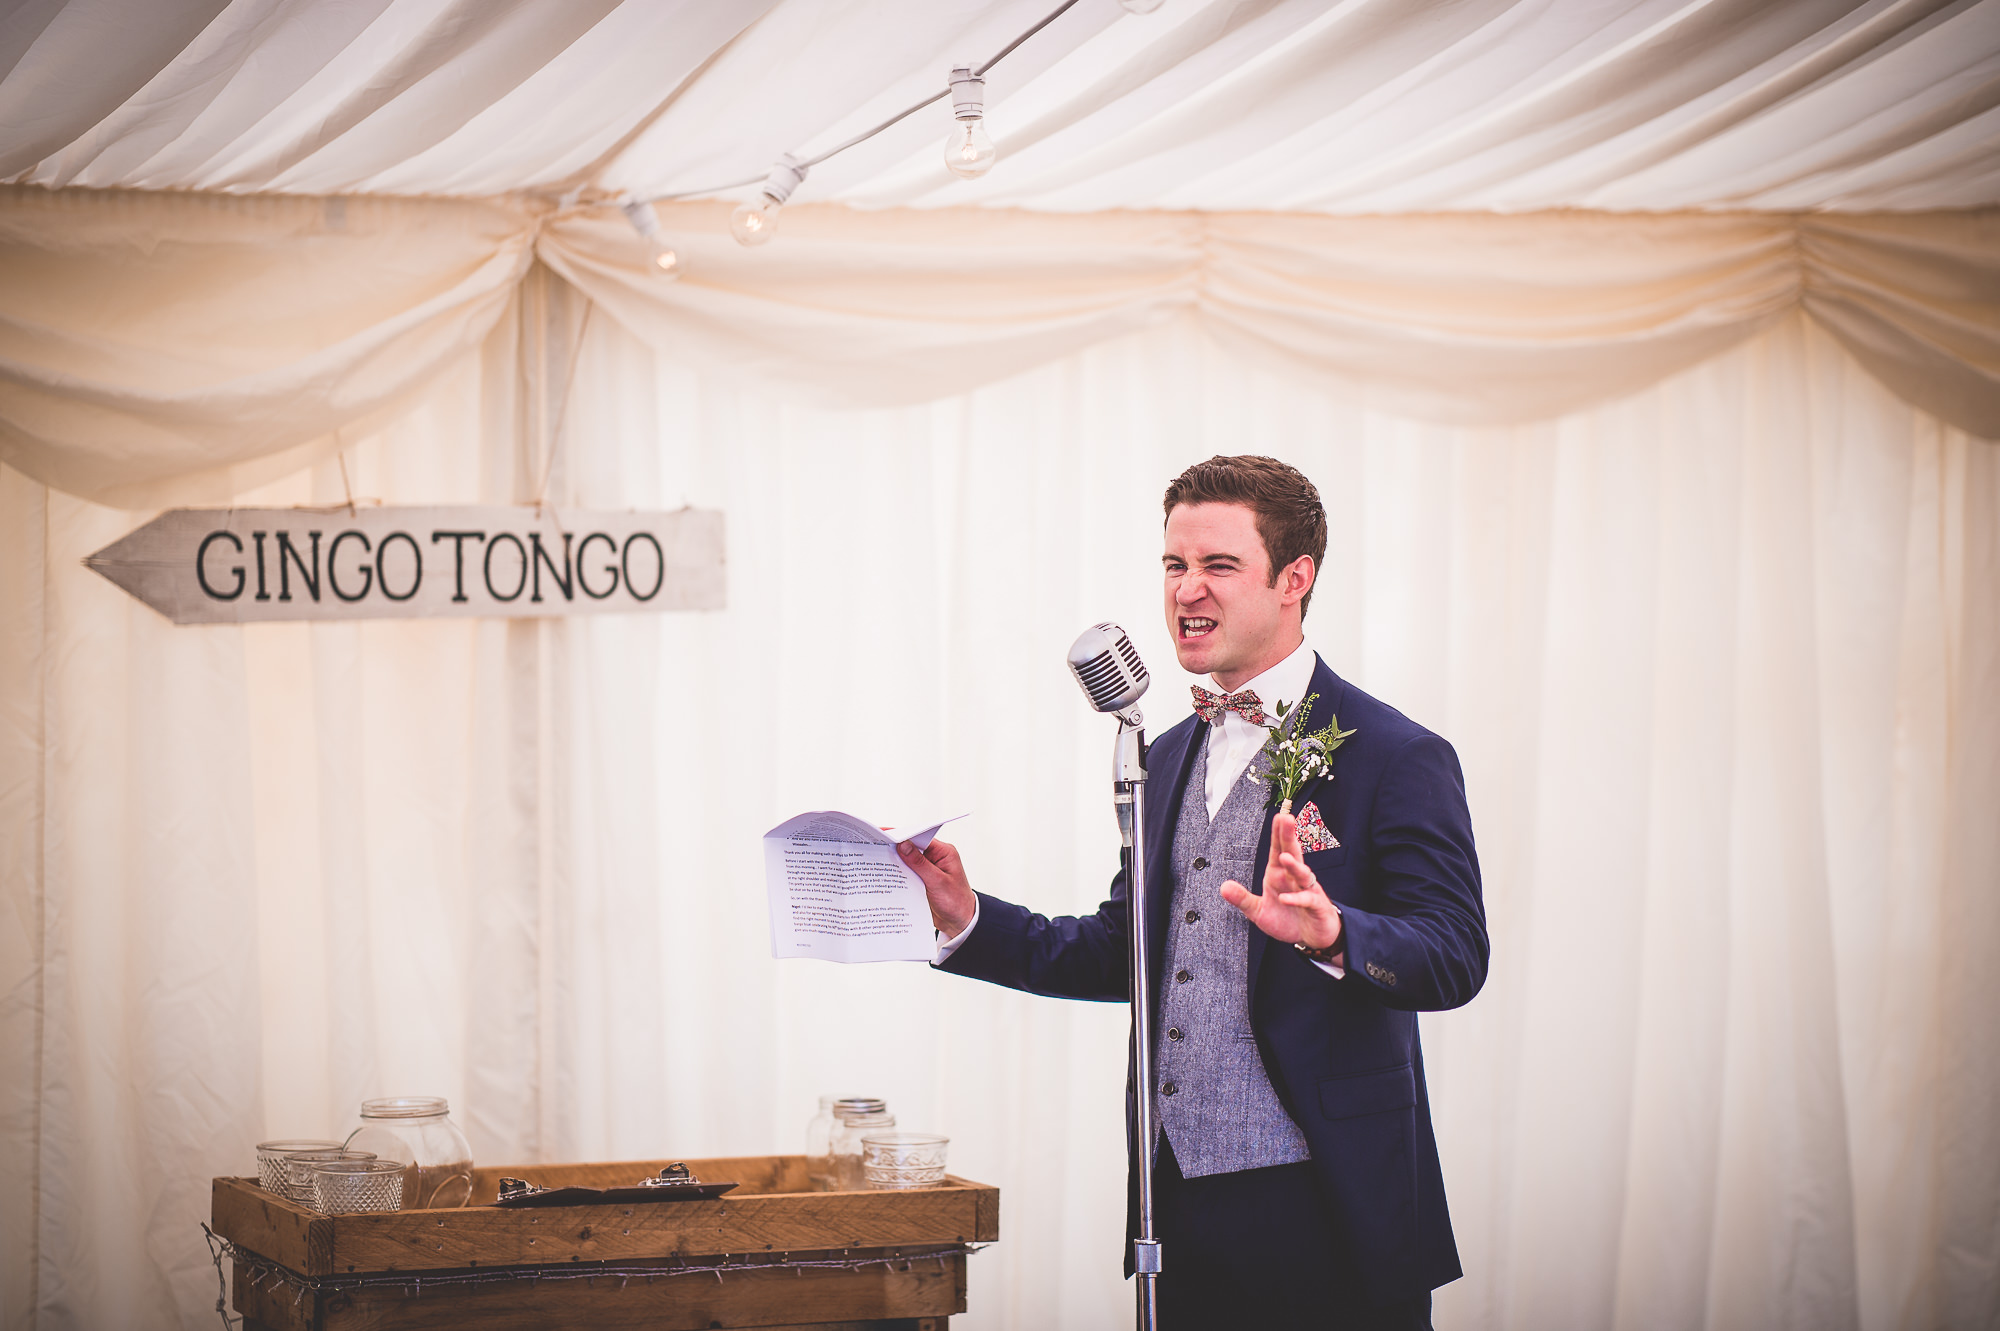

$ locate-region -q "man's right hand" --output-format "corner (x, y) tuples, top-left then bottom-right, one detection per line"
(897, 838), (976, 940)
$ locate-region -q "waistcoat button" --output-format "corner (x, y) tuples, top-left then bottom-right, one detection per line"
(1162, 1081), (1179, 1096)
(1192, 857), (1208, 870)
(1167, 1027), (1183, 1041)
(1175, 969), (1192, 984)
(1185, 910), (1200, 924)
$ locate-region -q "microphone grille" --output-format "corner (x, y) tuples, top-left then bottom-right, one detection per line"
(1114, 630), (1146, 680)
(1067, 622), (1150, 713)
(1071, 650), (1127, 710)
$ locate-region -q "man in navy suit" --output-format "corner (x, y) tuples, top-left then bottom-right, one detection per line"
(898, 455), (1487, 1329)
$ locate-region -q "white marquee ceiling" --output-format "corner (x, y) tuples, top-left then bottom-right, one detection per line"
(1, 0), (1996, 212)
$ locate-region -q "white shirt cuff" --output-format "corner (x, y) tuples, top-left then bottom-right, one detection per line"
(1311, 907), (1347, 978)
(934, 897), (981, 964)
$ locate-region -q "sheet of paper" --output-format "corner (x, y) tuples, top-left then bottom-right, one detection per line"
(763, 810), (967, 963)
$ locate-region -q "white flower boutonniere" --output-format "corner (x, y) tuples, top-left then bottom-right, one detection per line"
(1250, 693), (1357, 815)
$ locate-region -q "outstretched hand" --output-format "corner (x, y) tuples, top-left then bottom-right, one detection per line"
(1219, 811), (1344, 954)
(896, 838), (977, 940)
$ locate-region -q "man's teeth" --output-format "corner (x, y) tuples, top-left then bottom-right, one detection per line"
(1183, 618), (1216, 635)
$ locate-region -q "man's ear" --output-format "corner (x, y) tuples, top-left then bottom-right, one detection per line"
(1281, 555), (1316, 606)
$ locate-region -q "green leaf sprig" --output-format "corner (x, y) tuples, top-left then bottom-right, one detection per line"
(1250, 693), (1356, 813)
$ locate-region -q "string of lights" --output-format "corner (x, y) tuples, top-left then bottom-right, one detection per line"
(620, 0), (1166, 274)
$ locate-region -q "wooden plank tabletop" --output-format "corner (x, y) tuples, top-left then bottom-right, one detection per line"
(214, 1156), (1000, 1280)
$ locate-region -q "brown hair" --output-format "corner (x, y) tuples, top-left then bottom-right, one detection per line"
(1163, 455), (1328, 616)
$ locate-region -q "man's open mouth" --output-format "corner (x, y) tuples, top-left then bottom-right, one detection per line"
(1180, 617), (1216, 638)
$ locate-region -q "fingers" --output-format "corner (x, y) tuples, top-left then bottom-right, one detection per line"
(896, 840), (947, 889)
(1263, 812), (1291, 885)
(1275, 811), (1301, 860)
(1224, 875), (1306, 945)
(1264, 841), (1320, 905)
(899, 838), (975, 938)
(1267, 851), (1325, 904)
(1265, 814), (1299, 879)
(1223, 879), (1287, 938)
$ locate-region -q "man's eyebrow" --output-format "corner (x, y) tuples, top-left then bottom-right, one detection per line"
(1161, 552), (1246, 567)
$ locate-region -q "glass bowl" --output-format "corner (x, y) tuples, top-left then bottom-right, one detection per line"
(254, 1140), (342, 1196)
(860, 1132), (949, 1189)
(311, 1157), (408, 1214)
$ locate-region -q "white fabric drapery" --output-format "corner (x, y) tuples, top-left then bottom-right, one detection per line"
(5, 0), (1996, 213)
(0, 187), (533, 506)
(2, 4), (1997, 1330)
(3, 307), (1995, 1330)
(4, 189), (1998, 507)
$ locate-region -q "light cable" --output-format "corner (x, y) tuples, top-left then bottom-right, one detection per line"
(636, 0), (1095, 204)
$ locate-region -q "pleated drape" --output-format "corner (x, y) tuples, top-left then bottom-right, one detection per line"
(2, 190), (1995, 509)
(3, 309), (1994, 1330)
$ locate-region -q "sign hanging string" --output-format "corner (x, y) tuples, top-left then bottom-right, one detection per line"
(532, 299), (596, 517)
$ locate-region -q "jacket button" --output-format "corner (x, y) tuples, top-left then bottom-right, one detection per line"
(1175, 969), (1191, 984)
(1167, 1027), (1183, 1042)
(1192, 857), (1208, 870)
(1162, 1081), (1178, 1096)
(1184, 910), (1201, 924)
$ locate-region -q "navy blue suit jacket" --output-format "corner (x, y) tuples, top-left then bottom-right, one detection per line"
(939, 655), (1487, 1307)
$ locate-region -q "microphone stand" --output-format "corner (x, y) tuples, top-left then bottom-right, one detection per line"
(1112, 705), (1161, 1331)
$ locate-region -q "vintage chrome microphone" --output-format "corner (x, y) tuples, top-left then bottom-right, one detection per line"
(1066, 623), (1163, 1331)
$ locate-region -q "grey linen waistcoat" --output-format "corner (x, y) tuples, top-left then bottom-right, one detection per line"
(1153, 737), (1312, 1177)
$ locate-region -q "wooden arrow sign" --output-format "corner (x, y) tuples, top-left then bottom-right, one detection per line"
(85, 506), (725, 624)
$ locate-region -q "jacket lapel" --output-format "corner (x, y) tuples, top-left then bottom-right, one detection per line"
(1143, 719), (1203, 1010)
(1246, 656), (1349, 997)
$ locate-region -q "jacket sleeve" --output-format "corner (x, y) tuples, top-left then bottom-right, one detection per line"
(933, 875), (1133, 1003)
(1335, 732), (1488, 1012)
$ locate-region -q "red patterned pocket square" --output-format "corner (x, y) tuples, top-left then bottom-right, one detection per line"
(1294, 800), (1339, 852)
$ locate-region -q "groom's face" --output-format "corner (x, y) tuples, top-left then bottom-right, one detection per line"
(1163, 501), (1297, 689)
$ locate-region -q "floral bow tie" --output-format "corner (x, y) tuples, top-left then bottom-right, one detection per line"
(1191, 686), (1268, 727)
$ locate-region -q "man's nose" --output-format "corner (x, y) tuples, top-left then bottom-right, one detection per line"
(1175, 572), (1207, 605)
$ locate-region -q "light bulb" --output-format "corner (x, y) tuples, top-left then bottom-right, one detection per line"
(618, 198), (681, 279)
(944, 66), (998, 180)
(1120, 0), (1165, 11)
(730, 156), (807, 248)
(729, 196), (779, 246)
(944, 117), (996, 179)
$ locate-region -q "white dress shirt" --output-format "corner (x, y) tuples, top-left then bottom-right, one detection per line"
(936, 637), (1341, 974)
(1199, 638), (1317, 819)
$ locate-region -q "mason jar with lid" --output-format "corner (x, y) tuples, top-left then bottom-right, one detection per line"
(804, 1095), (843, 1191)
(343, 1096), (473, 1209)
(828, 1098), (895, 1191)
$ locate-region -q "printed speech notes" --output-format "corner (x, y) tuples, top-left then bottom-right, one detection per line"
(764, 811), (968, 963)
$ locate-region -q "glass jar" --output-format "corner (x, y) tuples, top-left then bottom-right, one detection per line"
(278, 1148), (375, 1204)
(309, 1158), (408, 1214)
(254, 1139), (343, 1197)
(828, 1099), (895, 1191)
(860, 1132), (950, 1189)
(343, 1096), (473, 1209)
(805, 1095), (841, 1190)
(807, 1095), (883, 1190)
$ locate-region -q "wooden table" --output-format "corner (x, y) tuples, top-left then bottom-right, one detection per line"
(210, 1154), (1000, 1330)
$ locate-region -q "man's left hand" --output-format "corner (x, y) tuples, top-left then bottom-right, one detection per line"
(1220, 810), (1343, 953)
